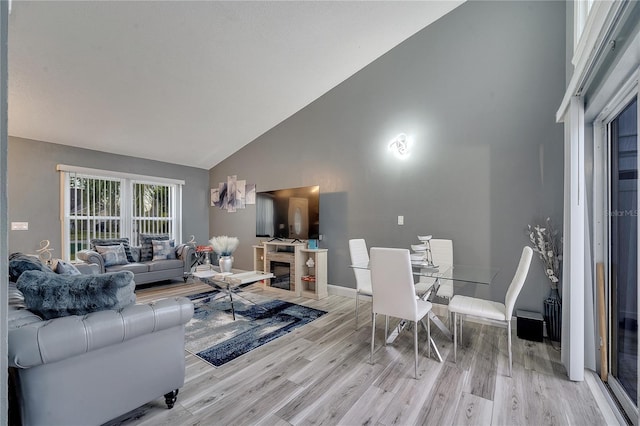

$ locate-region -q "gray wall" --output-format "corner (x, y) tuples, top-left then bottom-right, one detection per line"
(1, 0), (8, 423)
(8, 136), (210, 257)
(210, 0), (566, 312)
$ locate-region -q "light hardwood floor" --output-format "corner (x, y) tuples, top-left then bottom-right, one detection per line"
(107, 279), (620, 426)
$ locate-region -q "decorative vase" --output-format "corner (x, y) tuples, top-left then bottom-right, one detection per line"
(544, 287), (562, 342)
(219, 255), (233, 273)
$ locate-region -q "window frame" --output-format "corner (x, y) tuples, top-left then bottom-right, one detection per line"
(57, 164), (184, 261)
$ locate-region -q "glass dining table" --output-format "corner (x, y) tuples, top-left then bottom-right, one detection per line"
(350, 260), (499, 362)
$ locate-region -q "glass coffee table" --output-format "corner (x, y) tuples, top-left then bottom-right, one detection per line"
(192, 268), (274, 320)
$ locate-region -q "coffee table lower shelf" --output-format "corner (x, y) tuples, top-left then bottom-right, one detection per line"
(192, 269), (274, 320)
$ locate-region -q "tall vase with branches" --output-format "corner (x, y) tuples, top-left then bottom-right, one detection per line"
(528, 217), (563, 342)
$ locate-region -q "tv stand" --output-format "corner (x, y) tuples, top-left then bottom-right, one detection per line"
(268, 237), (285, 242)
(253, 241), (327, 299)
(290, 238), (304, 243)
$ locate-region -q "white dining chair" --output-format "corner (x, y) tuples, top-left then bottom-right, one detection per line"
(349, 239), (373, 330)
(448, 246), (533, 377)
(370, 247), (432, 379)
(414, 239), (454, 300)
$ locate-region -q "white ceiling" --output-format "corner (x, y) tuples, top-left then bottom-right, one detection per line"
(8, 1), (464, 170)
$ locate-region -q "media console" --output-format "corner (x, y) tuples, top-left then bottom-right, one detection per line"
(253, 241), (328, 299)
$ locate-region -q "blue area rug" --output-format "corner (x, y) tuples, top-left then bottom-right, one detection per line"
(185, 290), (326, 367)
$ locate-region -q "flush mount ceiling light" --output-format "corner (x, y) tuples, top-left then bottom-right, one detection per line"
(388, 133), (411, 159)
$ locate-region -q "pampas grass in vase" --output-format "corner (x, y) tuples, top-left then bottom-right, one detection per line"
(209, 236), (239, 273)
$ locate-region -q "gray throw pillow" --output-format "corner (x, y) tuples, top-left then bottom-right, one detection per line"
(16, 270), (136, 320)
(95, 244), (129, 267)
(152, 239), (176, 261)
(139, 233), (169, 262)
(90, 238), (135, 263)
(54, 259), (82, 275)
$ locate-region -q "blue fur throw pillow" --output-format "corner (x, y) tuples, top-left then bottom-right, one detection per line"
(16, 270), (136, 320)
(9, 252), (52, 282)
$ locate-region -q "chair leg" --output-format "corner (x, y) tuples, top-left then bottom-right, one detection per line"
(508, 321), (513, 377)
(427, 315), (431, 359)
(414, 321), (419, 379)
(355, 293), (359, 330)
(384, 315), (389, 346)
(453, 312), (457, 362)
(370, 313), (376, 364)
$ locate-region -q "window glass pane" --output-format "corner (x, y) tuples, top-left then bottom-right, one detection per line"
(609, 97), (638, 405)
(132, 182), (174, 245)
(67, 174), (121, 260)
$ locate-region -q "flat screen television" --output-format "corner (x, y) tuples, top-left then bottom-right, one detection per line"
(255, 185), (320, 241)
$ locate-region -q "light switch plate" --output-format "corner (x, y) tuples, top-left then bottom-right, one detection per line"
(11, 222), (29, 231)
(398, 216), (404, 225)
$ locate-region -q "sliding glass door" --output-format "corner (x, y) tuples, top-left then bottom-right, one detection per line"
(608, 96), (638, 421)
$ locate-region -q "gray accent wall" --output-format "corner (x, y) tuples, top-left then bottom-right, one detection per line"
(1, 0), (9, 423)
(8, 137), (210, 257)
(210, 0), (566, 312)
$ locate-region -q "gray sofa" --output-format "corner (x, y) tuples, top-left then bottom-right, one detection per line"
(9, 298), (194, 426)
(76, 242), (195, 285)
(8, 258), (195, 426)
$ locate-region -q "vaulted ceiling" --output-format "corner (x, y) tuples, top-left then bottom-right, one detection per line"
(8, 1), (464, 169)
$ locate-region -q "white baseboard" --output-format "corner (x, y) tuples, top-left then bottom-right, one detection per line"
(328, 284), (357, 298)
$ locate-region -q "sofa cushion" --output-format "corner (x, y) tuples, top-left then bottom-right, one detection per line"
(8, 305), (42, 328)
(96, 244), (129, 267)
(152, 239), (177, 261)
(8, 253), (52, 282)
(140, 233), (169, 262)
(73, 262), (101, 275)
(147, 258), (184, 272)
(90, 238), (136, 263)
(16, 270), (136, 320)
(8, 282), (26, 309)
(104, 262), (149, 274)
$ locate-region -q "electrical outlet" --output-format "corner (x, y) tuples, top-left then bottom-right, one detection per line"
(398, 216), (404, 225)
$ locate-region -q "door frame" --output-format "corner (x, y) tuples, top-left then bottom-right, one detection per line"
(594, 67), (639, 424)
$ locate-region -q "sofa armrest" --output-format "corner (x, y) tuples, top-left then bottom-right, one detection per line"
(74, 262), (101, 275)
(76, 249), (105, 273)
(176, 244), (195, 273)
(8, 297), (194, 369)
